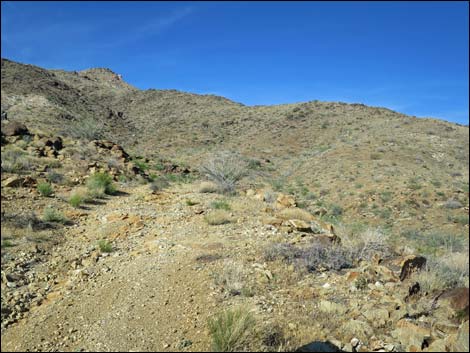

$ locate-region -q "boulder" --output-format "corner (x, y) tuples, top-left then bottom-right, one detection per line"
(1, 122), (29, 136)
(392, 319), (431, 350)
(439, 287), (469, 319)
(341, 320), (374, 342)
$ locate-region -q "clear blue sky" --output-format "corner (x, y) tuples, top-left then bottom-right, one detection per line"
(1, 1), (469, 124)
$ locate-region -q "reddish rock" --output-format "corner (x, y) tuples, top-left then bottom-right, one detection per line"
(440, 287), (469, 319)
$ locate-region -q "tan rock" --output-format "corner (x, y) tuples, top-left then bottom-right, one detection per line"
(3, 176), (36, 187)
(275, 193), (296, 209)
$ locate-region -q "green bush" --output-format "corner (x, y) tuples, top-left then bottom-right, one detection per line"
(211, 200), (231, 211)
(37, 182), (54, 197)
(98, 239), (113, 253)
(42, 207), (69, 224)
(69, 193), (83, 208)
(86, 172), (116, 196)
(208, 307), (255, 352)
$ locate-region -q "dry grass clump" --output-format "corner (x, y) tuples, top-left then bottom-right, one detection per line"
(62, 117), (105, 140)
(205, 210), (232, 225)
(264, 242), (353, 272)
(212, 260), (248, 296)
(208, 307), (255, 352)
(1, 146), (33, 173)
(198, 181), (220, 193)
(413, 250), (469, 292)
(277, 207), (314, 222)
(339, 227), (391, 262)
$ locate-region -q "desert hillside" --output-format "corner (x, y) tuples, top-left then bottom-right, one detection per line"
(1, 58), (469, 352)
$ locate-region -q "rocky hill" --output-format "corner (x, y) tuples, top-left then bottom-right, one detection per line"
(1, 58), (469, 352)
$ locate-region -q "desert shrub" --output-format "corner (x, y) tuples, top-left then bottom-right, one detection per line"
(263, 243), (298, 262)
(1, 211), (49, 231)
(46, 170), (64, 184)
(165, 173), (195, 184)
(380, 191), (393, 203)
(212, 260), (247, 296)
(199, 181), (219, 193)
(1, 147), (32, 173)
(264, 242), (352, 272)
(444, 199), (463, 209)
(86, 172), (115, 196)
(330, 204), (343, 217)
(1, 239), (14, 248)
(107, 158), (121, 170)
(296, 243), (353, 272)
(149, 176), (170, 193)
(37, 182), (53, 197)
(42, 207), (69, 224)
(132, 157), (149, 171)
(340, 228), (391, 262)
(205, 210), (232, 225)
(246, 158), (262, 170)
(407, 177), (422, 190)
(98, 239), (113, 253)
(211, 200), (231, 211)
(402, 230), (466, 254)
(63, 117), (105, 140)
(69, 193), (83, 208)
(260, 323), (288, 351)
(448, 214), (469, 225)
(208, 307), (255, 352)
(200, 151), (247, 194)
(413, 251), (469, 292)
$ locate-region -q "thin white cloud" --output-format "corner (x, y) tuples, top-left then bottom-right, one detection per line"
(99, 6), (194, 49)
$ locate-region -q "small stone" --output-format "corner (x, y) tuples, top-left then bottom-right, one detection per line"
(351, 337), (361, 347)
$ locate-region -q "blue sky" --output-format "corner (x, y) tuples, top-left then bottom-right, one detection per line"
(1, 1), (469, 124)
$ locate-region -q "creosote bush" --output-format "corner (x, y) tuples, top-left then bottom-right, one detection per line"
(200, 151), (248, 194)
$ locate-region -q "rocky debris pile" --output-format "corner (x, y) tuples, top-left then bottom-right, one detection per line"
(1, 244), (55, 329)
